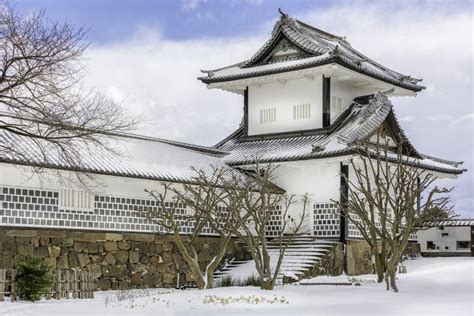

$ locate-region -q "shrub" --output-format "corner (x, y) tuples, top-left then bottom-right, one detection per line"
(239, 274), (261, 287)
(216, 274), (262, 287)
(218, 276), (235, 287)
(15, 258), (54, 301)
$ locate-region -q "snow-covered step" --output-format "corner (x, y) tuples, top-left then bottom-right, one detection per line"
(281, 261), (313, 267)
(268, 249), (326, 254)
(213, 236), (339, 285)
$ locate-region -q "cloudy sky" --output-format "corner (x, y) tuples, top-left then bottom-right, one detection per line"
(19, 0), (473, 216)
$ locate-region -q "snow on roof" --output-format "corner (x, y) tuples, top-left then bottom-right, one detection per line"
(199, 12), (424, 92)
(215, 93), (465, 175)
(0, 129), (237, 184)
(422, 219), (474, 227)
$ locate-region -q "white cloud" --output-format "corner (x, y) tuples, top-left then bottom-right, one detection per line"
(427, 115), (454, 122)
(244, 0), (264, 5)
(85, 1), (473, 216)
(87, 32), (265, 145)
(453, 113), (474, 124)
(182, 0), (207, 12)
(399, 116), (415, 122)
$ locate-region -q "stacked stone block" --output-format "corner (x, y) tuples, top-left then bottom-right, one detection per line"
(0, 228), (245, 290)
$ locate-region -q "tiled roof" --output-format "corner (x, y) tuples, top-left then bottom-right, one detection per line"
(422, 219), (474, 227)
(199, 13), (424, 92)
(0, 129), (237, 184)
(215, 93), (465, 175)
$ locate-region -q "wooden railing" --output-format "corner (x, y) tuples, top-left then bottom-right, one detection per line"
(0, 268), (94, 301)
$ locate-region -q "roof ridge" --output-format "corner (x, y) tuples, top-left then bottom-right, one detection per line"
(199, 11), (425, 92)
(0, 110), (227, 157)
(213, 125), (244, 148)
(278, 9), (343, 41)
(117, 132), (229, 156)
(418, 153), (464, 167)
(293, 19), (343, 42)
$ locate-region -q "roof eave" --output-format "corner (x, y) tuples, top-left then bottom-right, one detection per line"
(198, 57), (425, 93)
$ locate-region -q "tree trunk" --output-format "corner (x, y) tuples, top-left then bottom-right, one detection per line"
(206, 271), (214, 289)
(389, 269), (398, 293)
(386, 264), (398, 292)
(189, 261), (205, 289)
(172, 235), (206, 289)
(374, 251), (385, 283)
(260, 278), (274, 290)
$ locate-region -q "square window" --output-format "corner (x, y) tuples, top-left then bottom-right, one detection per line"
(456, 241), (470, 250)
(427, 241), (436, 250)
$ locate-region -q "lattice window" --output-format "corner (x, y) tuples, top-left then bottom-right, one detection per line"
(265, 205), (282, 237)
(260, 108), (276, 124)
(331, 96), (343, 112)
(293, 103), (311, 120)
(61, 189), (92, 210)
(313, 203), (340, 237)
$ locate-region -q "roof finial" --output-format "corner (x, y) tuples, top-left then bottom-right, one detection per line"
(278, 8), (288, 19)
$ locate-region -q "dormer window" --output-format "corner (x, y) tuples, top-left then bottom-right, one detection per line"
(293, 103), (311, 120)
(260, 108), (276, 124)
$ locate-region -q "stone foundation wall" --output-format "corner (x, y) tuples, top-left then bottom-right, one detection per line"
(304, 243), (345, 278)
(0, 227), (246, 290)
(346, 239), (373, 275)
(346, 240), (422, 275)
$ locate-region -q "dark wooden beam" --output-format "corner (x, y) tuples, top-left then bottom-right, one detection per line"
(323, 76), (331, 127)
(244, 87), (249, 136)
(340, 163), (349, 243)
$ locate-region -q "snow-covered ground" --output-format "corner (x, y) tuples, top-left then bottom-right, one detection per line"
(1, 257), (472, 316)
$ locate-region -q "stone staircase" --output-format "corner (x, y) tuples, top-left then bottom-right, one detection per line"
(214, 235), (338, 285)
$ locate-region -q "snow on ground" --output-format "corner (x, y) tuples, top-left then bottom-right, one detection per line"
(1, 257), (472, 316)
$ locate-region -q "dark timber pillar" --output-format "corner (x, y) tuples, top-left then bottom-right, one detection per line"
(244, 87), (249, 136)
(340, 163), (349, 243)
(417, 177), (421, 211)
(322, 76), (331, 127)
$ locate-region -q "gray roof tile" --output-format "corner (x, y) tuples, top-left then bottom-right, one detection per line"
(216, 93), (464, 175)
(200, 14), (424, 92)
(0, 130), (238, 184)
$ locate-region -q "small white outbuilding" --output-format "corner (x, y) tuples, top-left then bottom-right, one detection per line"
(416, 219), (473, 257)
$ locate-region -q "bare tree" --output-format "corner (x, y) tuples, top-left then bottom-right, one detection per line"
(223, 163), (309, 290)
(142, 167), (238, 290)
(0, 3), (138, 177)
(338, 128), (453, 292)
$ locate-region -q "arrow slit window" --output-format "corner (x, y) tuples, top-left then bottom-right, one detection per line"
(293, 103), (311, 120)
(260, 108), (276, 124)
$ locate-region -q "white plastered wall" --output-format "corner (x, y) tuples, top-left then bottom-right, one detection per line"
(247, 74), (379, 136)
(256, 158), (344, 235)
(0, 162), (192, 233)
(416, 226), (471, 254)
(330, 79), (358, 123)
(0, 162), (168, 198)
(248, 76), (323, 135)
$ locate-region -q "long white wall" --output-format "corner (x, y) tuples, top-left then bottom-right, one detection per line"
(0, 163), (163, 198)
(0, 163), (201, 234)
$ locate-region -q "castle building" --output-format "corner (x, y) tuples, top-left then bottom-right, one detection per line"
(199, 12), (465, 241)
(0, 12), (466, 285)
